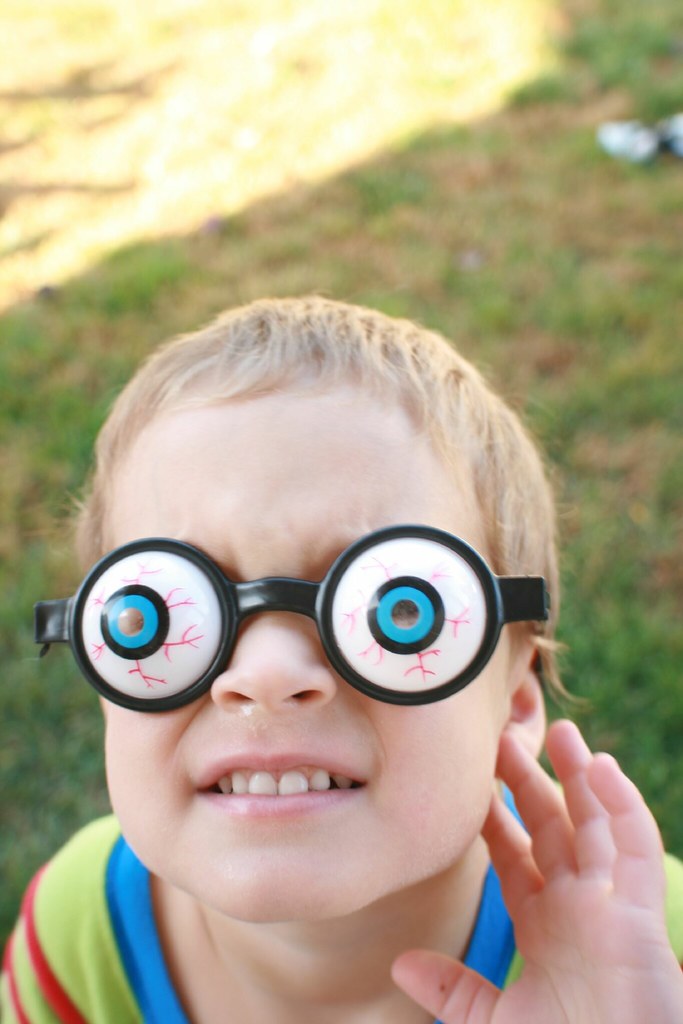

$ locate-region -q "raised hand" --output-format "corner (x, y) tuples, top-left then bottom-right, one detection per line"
(392, 720), (683, 1024)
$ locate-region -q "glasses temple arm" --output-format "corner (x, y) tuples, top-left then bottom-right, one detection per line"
(34, 599), (73, 653)
(498, 577), (549, 623)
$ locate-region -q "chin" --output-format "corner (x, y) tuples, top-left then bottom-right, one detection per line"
(209, 877), (373, 924)
(174, 862), (400, 925)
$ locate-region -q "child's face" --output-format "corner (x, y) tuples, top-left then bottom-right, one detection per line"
(102, 386), (536, 922)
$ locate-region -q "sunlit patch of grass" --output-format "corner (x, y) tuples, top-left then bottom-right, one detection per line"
(0, 0), (553, 307)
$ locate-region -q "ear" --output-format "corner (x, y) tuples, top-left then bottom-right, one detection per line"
(503, 635), (546, 759)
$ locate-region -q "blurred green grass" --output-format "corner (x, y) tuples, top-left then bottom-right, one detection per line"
(2, 0), (683, 946)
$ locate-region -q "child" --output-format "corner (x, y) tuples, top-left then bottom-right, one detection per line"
(2, 296), (682, 1024)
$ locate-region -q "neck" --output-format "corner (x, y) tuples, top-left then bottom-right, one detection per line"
(153, 836), (489, 1024)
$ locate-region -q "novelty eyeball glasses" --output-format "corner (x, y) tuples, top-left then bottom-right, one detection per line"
(35, 525), (549, 711)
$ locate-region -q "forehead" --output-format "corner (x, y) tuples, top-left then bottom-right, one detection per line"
(107, 387), (484, 575)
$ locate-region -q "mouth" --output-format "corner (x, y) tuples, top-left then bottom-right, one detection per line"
(207, 766), (363, 797)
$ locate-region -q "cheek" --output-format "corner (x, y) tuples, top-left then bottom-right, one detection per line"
(377, 686), (503, 842)
(103, 710), (184, 833)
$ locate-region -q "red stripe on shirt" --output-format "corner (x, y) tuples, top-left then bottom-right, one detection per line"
(22, 868), (88, 1024)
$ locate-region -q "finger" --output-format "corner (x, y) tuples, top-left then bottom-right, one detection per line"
(587, 752), (667, 909)
(482, 791), (543, 918)
(545, 720), (616, 879)
(392, 950), (499, 1024)
(496, 729), (577, 880)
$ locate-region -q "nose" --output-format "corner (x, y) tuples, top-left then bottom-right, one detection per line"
(209, 613), (338, 712)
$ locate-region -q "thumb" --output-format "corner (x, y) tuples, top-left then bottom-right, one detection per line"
(392, 950), (500, 1024)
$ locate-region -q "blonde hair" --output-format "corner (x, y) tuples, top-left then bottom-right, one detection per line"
(76, 296), (562, 693)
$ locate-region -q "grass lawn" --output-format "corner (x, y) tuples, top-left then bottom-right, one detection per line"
(1, 0), (682, 946)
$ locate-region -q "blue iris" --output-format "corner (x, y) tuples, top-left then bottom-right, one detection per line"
(106, 594), (160, 650)
(374, 586), (435, 646)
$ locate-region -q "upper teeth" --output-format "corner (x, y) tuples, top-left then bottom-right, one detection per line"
(216, 768), (354, 796)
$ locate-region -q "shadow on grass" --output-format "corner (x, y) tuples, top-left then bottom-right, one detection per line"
(0, 60), (170, 104)
(1, 52), (683, 945)
(0, 58), (176, 218)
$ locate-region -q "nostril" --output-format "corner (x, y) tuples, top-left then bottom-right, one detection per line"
(221, 692), (258, 708)
(291, 689), (321, 703)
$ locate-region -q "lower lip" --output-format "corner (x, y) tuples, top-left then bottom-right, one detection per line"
(199, 787), (364, 820)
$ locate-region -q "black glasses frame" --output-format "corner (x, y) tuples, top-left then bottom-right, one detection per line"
(35, 524), (549, 711)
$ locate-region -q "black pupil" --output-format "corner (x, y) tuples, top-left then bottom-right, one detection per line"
(391, 599), (420, 629)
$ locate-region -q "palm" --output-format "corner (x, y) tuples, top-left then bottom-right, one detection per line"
(393, 721), (683, 1024)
